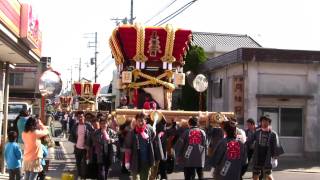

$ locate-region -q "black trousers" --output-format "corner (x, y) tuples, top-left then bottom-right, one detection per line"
(75, 147), (87, 178)
(8, 168), (21, 180)
(241, 149), (254, 178)
(37, 170), (46, 180)
(98, 163), (110, 180)
(158, 160), (168, 179)
(184, 167), (203, 180)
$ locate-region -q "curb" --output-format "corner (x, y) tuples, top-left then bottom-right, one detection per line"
(0, 173), (8, 180)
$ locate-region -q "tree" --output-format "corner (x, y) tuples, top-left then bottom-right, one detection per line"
(181, 45), (207, 110)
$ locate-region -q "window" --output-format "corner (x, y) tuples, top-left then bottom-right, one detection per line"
(258, 107), (303, 137)
(213, 79), (223, 98)
(280, 108), (303, 136)
(8, 104), (27, 114)
(9, 73), (23, 86)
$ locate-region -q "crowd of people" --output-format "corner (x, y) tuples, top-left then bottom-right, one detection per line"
(3, 101), (284, 180)
(64, 107), (283, 180)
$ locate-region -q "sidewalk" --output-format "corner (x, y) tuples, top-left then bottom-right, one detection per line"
(0, 173), (8, 180)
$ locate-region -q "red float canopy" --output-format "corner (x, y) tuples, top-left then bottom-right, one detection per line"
(72, 82), (101, 97)
(109, 24), (192, 67)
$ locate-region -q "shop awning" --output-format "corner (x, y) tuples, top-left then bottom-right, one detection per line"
(0, 30), (40, 64)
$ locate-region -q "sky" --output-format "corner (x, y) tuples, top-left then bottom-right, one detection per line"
(24, 0), (320, 89)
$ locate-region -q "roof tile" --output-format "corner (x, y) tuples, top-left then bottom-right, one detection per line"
(191, 32), (261, 48)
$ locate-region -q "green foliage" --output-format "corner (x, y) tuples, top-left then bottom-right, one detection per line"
(181, 82), (200, 110)
(181, 45), (207, 111)
(184, 45), (207, 73)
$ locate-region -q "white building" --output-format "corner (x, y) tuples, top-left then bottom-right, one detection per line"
(201, 47), (320, 159)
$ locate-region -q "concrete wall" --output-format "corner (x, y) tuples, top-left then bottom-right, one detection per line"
(304, 65), (320, 159)
(207, 61), (320, 157)
(257, 63), (308, 95)
(209, 64), (244, 112)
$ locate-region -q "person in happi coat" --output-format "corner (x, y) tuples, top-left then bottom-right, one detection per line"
(175, 116), (206, 180)
(210, 120), (247, 180)
(251, 116), (284, 180)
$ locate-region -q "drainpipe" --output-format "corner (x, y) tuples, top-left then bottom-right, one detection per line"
(1, 62), (10, 173)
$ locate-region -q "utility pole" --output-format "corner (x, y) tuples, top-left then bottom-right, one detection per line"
(85, 32), (98, 82)
(78, 58), (81, 82)
(94, 32), (98, 82)
(68, 66), (73, 95)
(130, 0), (134, 24)
(70, 66), (73, 86)
(71, 67), (73, 93)
(111, 0), (135, 25)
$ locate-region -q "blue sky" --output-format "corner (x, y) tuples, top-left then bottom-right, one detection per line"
(25, 0), (320, 87)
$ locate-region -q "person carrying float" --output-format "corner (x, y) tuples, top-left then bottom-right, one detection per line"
(124, 113), (156, 180)
(175, 116), (207, 180)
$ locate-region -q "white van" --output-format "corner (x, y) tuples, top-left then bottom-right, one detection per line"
(8, 102), (32, 132)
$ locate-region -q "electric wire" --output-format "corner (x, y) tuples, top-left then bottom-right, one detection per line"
(97, 54), (111, 67)
(98, 58), (114, 75)
(144, 0), (179, 24)
(153, 0), (197, 26)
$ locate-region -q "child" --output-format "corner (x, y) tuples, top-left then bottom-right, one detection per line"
(37, 136), (49, 180)
(4, 131), (22, 180)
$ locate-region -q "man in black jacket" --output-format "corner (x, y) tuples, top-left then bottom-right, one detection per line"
(68, 111), (94, 179)
(251, 116), (283, 180)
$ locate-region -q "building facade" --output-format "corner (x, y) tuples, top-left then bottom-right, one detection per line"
(202, 47), (320, 158)
(9, 63), (43, 115)
(0, 1), (42, 136)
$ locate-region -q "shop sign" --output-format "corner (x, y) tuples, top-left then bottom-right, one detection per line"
(20, 3), (41, 49)
(32, 31), (42, 57)
(0, 0), (20, 37)
(233, 76), (244, 122)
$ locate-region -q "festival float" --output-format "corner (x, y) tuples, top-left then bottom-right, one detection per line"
(109, 24), (234, 125)
(72, 82), (101, 111)
(57, 96), (73, 112)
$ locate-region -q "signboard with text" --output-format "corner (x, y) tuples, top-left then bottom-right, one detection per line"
(20, 4), (40, 50)
(233, 76), (244, 123)
(0, 0), (21, 37)
(32, 31), (42, 57)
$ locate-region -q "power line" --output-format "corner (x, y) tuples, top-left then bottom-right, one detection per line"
(154, 0), (198, 26)
(89, 56), (114, 80)
(157, 2), (194, 26)
(97, 56), (113, 74)
(144, 0), (179, 25)
(97, 54), (111, 67)
(98, 58), (114, 75)
(154, 0), (197, 26)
